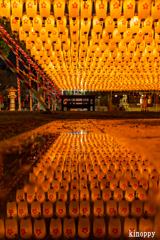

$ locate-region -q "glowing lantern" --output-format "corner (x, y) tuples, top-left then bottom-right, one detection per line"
(54, 0), (65, 19)
(35, 38), (43, 50)
(39, 0), (50, 19)
(31, 199), (41, 218)
(139, 216), (153, 233)
(95, 0), (107, 19)
(11, 0), (22, 19)
(20, 218), (32, 239)
(105, 16), (115, 33)
(110, 0), (122, 19)
(69, 0), (79, 18)
(63, 39), (71, 51)
(108, 216), (121, 238)
(93, 198), (104, 216)
(43, 199), (53, 218)
(102, 30), (110, 43)
(80, 30), (88, 43)
(128, 40), (136, 52)
(123, 0), (135, 19)
(50, 28), (58, 43)
(45, 38), (52, 50)
(22, 15), (32, 33)
(5, 218), (18, 239)
(130, 16), (140, 34)
(93, 16), (103, 34)
(70, 18), (79, 32)
(40, 28), (48, 42)
(118, 198), (129, 217)
(29, 28), (37, 42)
(36, 187), (45, 203)
(26, 0), (37, 19)
(45, 16), (55, 33)
(7, 201), (17, 218)
(50, 217), (62, 238)
(16, 188), (25, 203)
(26, 37), (33, 50)
(143, 17), (153, 34)
(131, 196), (143, 217)
(10, 16), (20, 34)
(81, 18), (91, 34)
(33, 15), (42, 33)
(113, 29), (121, 43)
(145, 30), (154, 44)
(124, 216), (137, 238)
(81, 0), (92, 19)
(56, 199), (66, 218)
(34, 218), (46, 239)
(57, 16), (66, 33)
(19, 27), (27, 42)
(0, 0), (10, 20)
(78, 216), (90, 238)
(63, 217), (76, 238)
(138, 0), (151, 20)
(18, 200), (28, 218)
(118, 17), (127, 33)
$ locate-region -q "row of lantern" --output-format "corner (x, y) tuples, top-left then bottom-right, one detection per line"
(1, 0), (160, 21)
(10, 14), (160, 36)
(1, 214), (160, 239)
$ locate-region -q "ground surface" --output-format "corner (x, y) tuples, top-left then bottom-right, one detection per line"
(1, 111), (160, 141)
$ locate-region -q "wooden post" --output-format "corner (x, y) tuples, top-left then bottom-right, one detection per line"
(28, 63), (32, 111)
(37, 72), (40, 111)
(156, 89), (158, 112)
(15, 35), (21, 111)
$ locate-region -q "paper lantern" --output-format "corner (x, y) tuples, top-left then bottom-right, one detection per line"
(7, 201), (17, 218)
(124, 216), (137, 238)
(110, 0), (122, 19)
(5, 218), (18, 239)
(145, 30), (154, 44)
(81, 0), (92, 19)
(10, 15), (20, 34)
(33, 15), (42, 32)
(0, 0), (10, 20)
(123, 0), (135, 19)
(57, 16), (66, 33)
(50, 28), (58, 43)
(69, 0), (79, 18)
(39, 0), (50, 19)
(36, 187), (45, 203)
(56, 199), (66, 218)
(131, 197), (143, 216)
(18, 200), (28, 218)
(63, 217), (76, 239)
(139, 216), (153, 233)
(108, 216), (121, 238)
(20, 218), (32, 239)
(43, 199), (53, 218)
(78, 216), (90, 238)
(35, 37), (43, 50)
(26, 37), (33, 50)
(70, 17), (79, 32)
(138, 0), (151, 20)
(45, 16), (55, 34)
(11, 0), (22, 19)
(118, 17), (127, 33)
(143, 16), (153, 34)
(113, 29), (121, 43)
(130, 16), (140, 34)
(50, 217), (62, 238)
(95, 0), (107, 20)
(54, 38), (62, 50)
(19, 27), (27, 42)
(54, 0), (65, 19)
(26, 0), (37, 19)
(93, 198), (104, 216)
(31, 199), (41, 218)
(34, 218), (46, 239)
(40, 28), (48, 42)
(29, 28), (37, 42)
(105, 16), (115, 33)
(93, 16), (103, 33)
(81, 18), (91, 34)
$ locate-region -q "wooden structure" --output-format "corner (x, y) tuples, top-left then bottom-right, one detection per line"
(60, 95), (96, 111)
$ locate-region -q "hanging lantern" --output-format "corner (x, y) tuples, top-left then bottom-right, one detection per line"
(19, 27), (27, 42)
(105, 16), (115, 33)
(5, 218), (18, 239)
(80, 30), (88, 43)
(34, 218), (46, 239)
(145, 30), (154, 44)
(124, 216), (137, 238)
(20, 218), (32, 239)
(56, 199), (66, 218)
(138, 0), (151, 20)
(0, 0), (10, 20)
(7, 201), (17, 218)
(26, 0), (37, 19)
(118, 17), (127, 33)
(45, 38), (52, 50)
(31, 199), (41, 218)
(50, 28), (58, 43)
(113, 29), (121, 43)
(45, 15), (55, 34)
(35, 37), (43, 50)
(95, 0), (107, 20)
(93, 16), (103, 34)
(142, 16), (153, 35)
(110, 0), (122, 19)
(33, 15), (42, 33)
(130, 16), (140, 34)
(26, 37), (33, 50)
(123, 0), (135, 19)
(29, 28), (37, 42)
(63, 38), (71, 51)
(70, 17), (79, 32)
(39, 0), (50, 19)
(36, 187), (45, 203)
(50, 217), (62, 238)
(11, 0), (22, 19)
(57, 16), (66, 33)
(69, 0), (79, 18)
(10, 16), (20, 34)
(108, 216), (121, 238)
(78, 216), (90, 238)
(81, 0), (92, 19)
(40, 27), (48, 42)
(22, 14), (32, 33)
(54, 0), (65, 19)
(81, 18), (91, 34)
